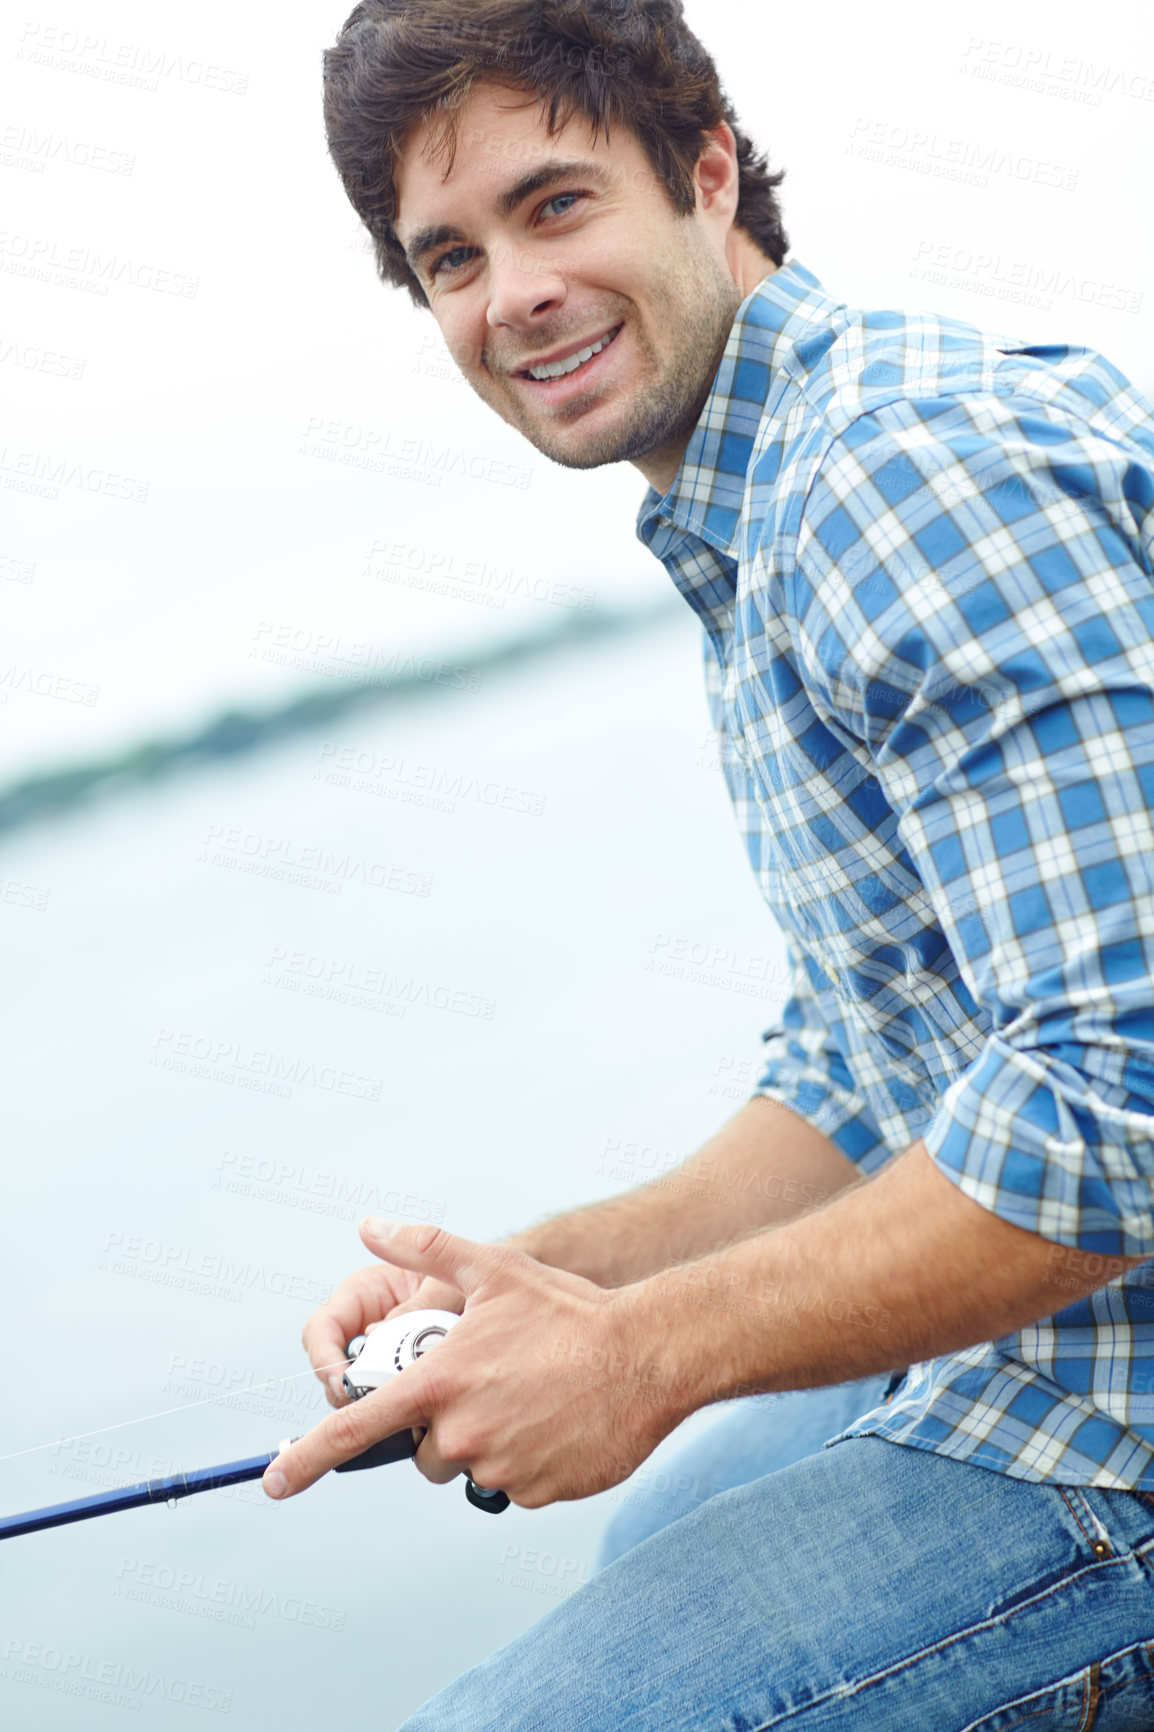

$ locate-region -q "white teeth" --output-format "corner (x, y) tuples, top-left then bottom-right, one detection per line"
(528, 329), (617, 382)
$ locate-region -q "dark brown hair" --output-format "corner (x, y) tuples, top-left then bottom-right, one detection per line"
(323, 0), (788, 307)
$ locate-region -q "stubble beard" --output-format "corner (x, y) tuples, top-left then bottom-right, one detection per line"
(479, 242), (744, 473)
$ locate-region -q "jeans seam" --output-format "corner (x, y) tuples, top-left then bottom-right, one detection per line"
(973, 1662), (1099, 1732)
(1061, 1487), (1120, 1557)
(1060, 1487), (1098, 1551)
(748, 1561), (1117, 1730)
(1080, 1661), (1102, 1732)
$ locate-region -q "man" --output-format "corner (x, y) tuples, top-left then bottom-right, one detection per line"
(264, 2), (1154, 1724)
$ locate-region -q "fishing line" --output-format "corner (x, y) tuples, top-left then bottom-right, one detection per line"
(0, 1314), (507, 1537)
(0, 1358), (349, 1466)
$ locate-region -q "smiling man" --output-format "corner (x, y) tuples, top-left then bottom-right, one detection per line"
(388, 84), (760, 484)
(267, 2), (1154, 1726)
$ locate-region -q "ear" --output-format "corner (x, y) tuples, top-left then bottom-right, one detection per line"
(693, 123), (741, 228)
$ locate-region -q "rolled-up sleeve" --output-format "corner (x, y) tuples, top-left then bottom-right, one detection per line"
(794, 392), (1154, 1255)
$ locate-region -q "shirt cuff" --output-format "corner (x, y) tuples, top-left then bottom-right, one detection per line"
(923, 1033), (1154, 1257)
(755, 1030), (893, 1176)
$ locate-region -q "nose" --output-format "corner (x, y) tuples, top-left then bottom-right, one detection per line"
(486, 242), (567, 333)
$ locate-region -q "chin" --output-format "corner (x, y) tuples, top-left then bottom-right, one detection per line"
(523, 403), (648, 471)
(529, 426), (631, 471)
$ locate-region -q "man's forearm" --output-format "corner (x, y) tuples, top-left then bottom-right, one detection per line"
(508, 1097), (866, 1287)
(630, 1139), (1149, 1422)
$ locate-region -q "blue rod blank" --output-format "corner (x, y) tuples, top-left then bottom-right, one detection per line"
(0, 1452), (277, 1541)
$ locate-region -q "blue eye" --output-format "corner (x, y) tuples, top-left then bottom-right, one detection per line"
(426, 192), (586, 283)
(541, 193), (581, 219)
(430, 246), (476, 280)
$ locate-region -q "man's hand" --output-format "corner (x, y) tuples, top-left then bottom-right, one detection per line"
(267, 1221), (683, 1508)
(301, 1219), (465, 1409)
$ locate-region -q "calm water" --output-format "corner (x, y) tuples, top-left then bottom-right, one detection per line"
(1, 612), (788, 1728)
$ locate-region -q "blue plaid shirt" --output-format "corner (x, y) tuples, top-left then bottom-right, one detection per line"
(638, 259), (1154, 1488)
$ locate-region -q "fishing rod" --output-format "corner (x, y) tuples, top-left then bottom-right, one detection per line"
(0, 1310), (507, 1541)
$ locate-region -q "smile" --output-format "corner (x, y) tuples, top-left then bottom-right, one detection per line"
(522, 325), (623, 383)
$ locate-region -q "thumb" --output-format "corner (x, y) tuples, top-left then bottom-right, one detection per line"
(360, 1219), (507, 1296)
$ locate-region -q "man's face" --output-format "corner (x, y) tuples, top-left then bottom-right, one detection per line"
(392, 81), (743, 481)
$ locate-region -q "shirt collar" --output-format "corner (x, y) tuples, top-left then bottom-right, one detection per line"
(636, 258), (847, 619)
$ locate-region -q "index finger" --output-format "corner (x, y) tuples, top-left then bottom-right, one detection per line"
(264, 1372), (431, 1499)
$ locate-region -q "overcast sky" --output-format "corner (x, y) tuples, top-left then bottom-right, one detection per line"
(3, 0), (1151, 781)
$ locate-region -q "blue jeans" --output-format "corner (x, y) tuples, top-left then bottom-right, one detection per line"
(399, 1377), (1154, 1728)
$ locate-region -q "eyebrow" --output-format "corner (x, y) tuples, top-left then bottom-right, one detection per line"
(402, 159), (610, 274)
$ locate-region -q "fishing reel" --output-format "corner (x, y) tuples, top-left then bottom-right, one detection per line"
(0, 1308), (508, 1544)
(340, 1309), (509, 1514)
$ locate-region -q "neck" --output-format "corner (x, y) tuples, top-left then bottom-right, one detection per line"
(633, 248), (778, 497)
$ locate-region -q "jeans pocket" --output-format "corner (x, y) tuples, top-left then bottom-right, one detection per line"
(957, 1643), (1154, 1732)
(956, 1661), (1101, 1732)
